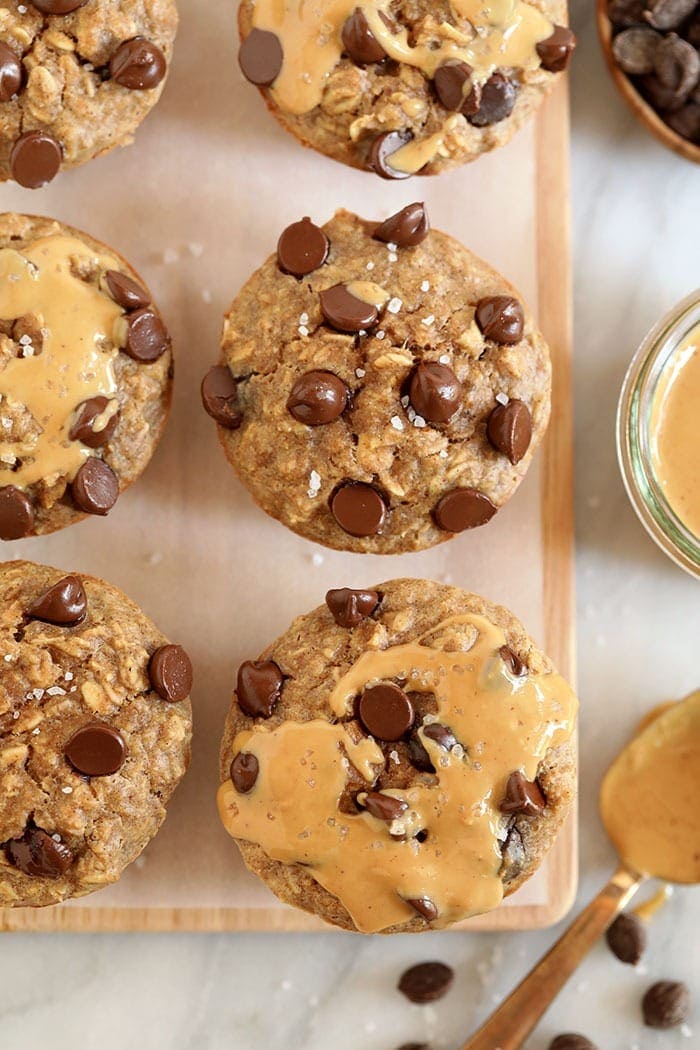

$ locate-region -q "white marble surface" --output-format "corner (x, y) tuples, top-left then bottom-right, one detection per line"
(0, 6), (698, 1049)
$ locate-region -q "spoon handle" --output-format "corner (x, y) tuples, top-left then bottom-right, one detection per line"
(461, 866), (642, 1050)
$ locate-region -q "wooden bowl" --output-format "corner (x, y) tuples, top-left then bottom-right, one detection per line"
(597, 0), (700, 164)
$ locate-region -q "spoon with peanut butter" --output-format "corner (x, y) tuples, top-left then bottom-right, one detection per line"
(463, 690), (700, 1050)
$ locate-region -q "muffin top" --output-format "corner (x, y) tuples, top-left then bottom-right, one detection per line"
(0, 0), (178, 187)
(0, 213), (172, 540)
(218, 579), (578, 934)
(0, 561), (193, 908)
(237, 0), (575, 175)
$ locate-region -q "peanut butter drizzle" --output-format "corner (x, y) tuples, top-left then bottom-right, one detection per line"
(634, 883), (673, 922)
(388, 115), (463, 174)
(218, 614), (577, 933)
(600, 691), (700, 885)
(0, 236), (124, 490)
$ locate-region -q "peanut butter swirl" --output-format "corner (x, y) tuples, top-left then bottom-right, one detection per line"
(218, 614), (577, 932)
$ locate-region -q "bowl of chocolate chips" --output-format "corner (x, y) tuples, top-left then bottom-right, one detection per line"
(598, 0), (700, 162)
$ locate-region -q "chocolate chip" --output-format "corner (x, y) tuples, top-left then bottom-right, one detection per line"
(325, 587), (379, 628)
(500, 770), (546, 816)
(397, 1044), (430, 1050)
(27, 575), (87, 626)
(653, 33), (699, 100)
(408, 733), (434, 773)
(342, 8), (386, 65)
(360, 791), (408, 821)
(424, 723), (457, 750)
(434, 61), (473, 110)
(237, 660), (283, 718)
(499, 823), (525, 879)
(475, 295), (525, 344)
(409, 362), (462, 424)
(31, 0), (87, 11)
(104, 270), (150, 311)
(287, 371), (349, 425)
(639, 71), (687, 112)
(230, 752), (259, 793)
(398, 962), (453, 1003)
(549, 1037), (598, 1050)
(467, 72), (517, 126)
(6, 826), (73, 878)
(500, 644), (527, 676)
(149, 644), (193, 703)
(320, 284), (379, 333)
(666, 100), (700, 140)
(612, 27), (662, 75)
(607, 0), (646, 28)
(10, 130), (62, 188)
(0, 485), (34, 540)
(65, 723), (126, 777)
(125, 307), (169, 362)
(605, 912), (647, 965)
(373, 202), (430, 248)
(0, 41), (23, 101)
(201, 365), (242, 429)
(331, 482), (387, 536)
(70, 458), (119, 516)
(487, 399), (532, 464)
(407, 897), (438, 921)
(433, 488), (497, 532)
(69, 397), (120, 449)
(109, 37), (167, 90)
(277, 217), (329, 277)
(645, 0), (697, 31)
(642, 981), (690, 1028)
(368, 130), (413, 179)
(359, 682), (414, 741)
(239, 28), (283, 86)
(537, 25), (577, 72)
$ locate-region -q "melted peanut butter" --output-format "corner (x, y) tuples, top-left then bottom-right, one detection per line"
(600, 691), (700, 885)
(0, 236), (124, 490)
(218, 614), (577, 932)
(634, 883), (673, 922)
(388, 115), (463, 174)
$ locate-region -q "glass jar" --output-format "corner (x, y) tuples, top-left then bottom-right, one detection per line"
(617, 290), (700, 579)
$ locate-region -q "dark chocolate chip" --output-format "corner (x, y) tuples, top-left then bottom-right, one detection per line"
(368, 130), (413, 179)
(70, 458), (119, 516)
(500, 770), (546, 816)
(666, 100), (700, 140)
(287, 370), (349, 425)
(406, 897), (438, 921)
(653, 33), (699, 100)
(201, 365), (242, 429)
(239, 28), (283, 86)
(358, 682), (414, 741)
(487, 399), (532, 464)
(612, 27), (661, 75)
(537, 25), (577, 73)
(230, 752), (259, 793)
(467, 72), (517, 126)
(607, 0), (646, 28)
(10, 130), (62, 188)
(104, 270), (150, 311)
(409, 362), (462, 424)
(6, 826), (73, 878)
(644, 0), (697, 31)
(342, 8), (386, 65)
(31, 0), (87, 11)
(331, 482), (387, 537)
(500, 823), (525, 879)
(408, 733), (434, 773)
(548, 1037), (598, 1050)
(0, 485), (34, 540)
(109, 37), (167, 90)
(27, 575), (87, 626)
(606, 912), (647, 965)
(149, 644), (193, 703)
(642, 981), (690, 1028)
(125, 307), (169, 362)
(475, 295), (525, 344)
(434, 61), (473, 110)
(277, 217), (329, 277)
(237, 660), (283, 718)
(639, 72), (687, 112)
(398, 962), (454, 1003)
(320, 284), (379, 333)
(69, 397), (120, 449)
(65, 723), (126, 777)
(0, 41), (23, 101)
(433, 488), (497, 532)
(397, 1044), (431, 1050)
(373, 202), (430, 248)
(325, 587), (379, 628)
(424, 723), (457, 751)
(360, 791), (407, 821)
(500, 644), (527, 677)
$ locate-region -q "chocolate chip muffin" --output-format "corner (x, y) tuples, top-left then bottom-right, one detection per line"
(217, 578), (578, 934)
(0, 213), (172, 541)
(202, 206), (551, 554)
(0, 560), (193, 908)
(0, 0), (177, 188)
(237, 1), (576, 176)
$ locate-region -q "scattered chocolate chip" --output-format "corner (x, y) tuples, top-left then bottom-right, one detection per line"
(125, 307), (169, 362)
(287, 370), (349, 424)
(109, 37), (167, 90)
(70, 457), (119, 516)
(639, 70), (686, 110)
(368, 130), (413, 179)
(434, 61), (473, 110)
(407, 897), (438, 921)
(104, 270), (150, 311)
(237, 660), (283, 718)
(398, 961), (454, 1003)
(27, 575), (87, 627)
(325, 587), (379, 628)
(230, 751), (259, 793)
(537, 25), (577, 72)
(360, 791), (408, 821)
(487, 399), (532, 464)
(424, 723), (457, 751)
(201, 365), (242, 429)
(408, 733), (434, 773)
(373, 202), (430, 247)
(548, 1036), (598, 1050)
(6, 826), (73, 878)
(359, 682), (414, 740)
(607, 0), (647, 28)
(687, 11), (700, 49)
(0, 41), (23, 101)
(277, 217), (329, 277)
(320, 284), (380, 333)
(239, 28), (283, 86)
(612, 27), (662, 75)
(69, 397), (120, 449)
(331, 482), (387, 537)
(0, 485), (34, 540)
(467, 72), (517, 126)
(500, 644), (527, 677)
(666, 100), (700, 139)
(606, 912), (647, 965)
(433, 488), (497, 532)
(149, 644), (193, 703)
(31, 0), (87, 11)
(409, 362), (462, 424)
(10, 130), (62, 189)
(342, 8), (386, 65)
(65, 723), (126, 777)
(653, 33), (699, 100)
(475, 295), (525, 344)
(645, 0), (697, 31)
(500, 770), (546, 816)
(500, 823), (525, 879)
(642, 980), (690, 1028)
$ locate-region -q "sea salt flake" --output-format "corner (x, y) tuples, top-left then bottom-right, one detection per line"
(64, 671), (74, 681)
(387, 297), (402, 314)
(375, 330), (386, 340)
(12, 710), (19, 720)
(19, 335), (32, 346)
(307, 470), (322, 498)
(421, 315), (435, 327)
(299, 312), (309, 325)
(298, 325), (309, 337)
(366, 261), (375, 271)
(439, 449), (448, 458)
(386, 242), (397, 252)
(46, 686), (65, 696)
(0, 418), (11, 430)
(495, 392), (509, 406)
(390, 415), (404, 431)
(413, 415), (427, 428)
(388, 252), (398, 263)
(355, 368), (365, 378)
(439, 353), (450, 364)
(62, 786), (73, 795)
(421, 280), (430, 292)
